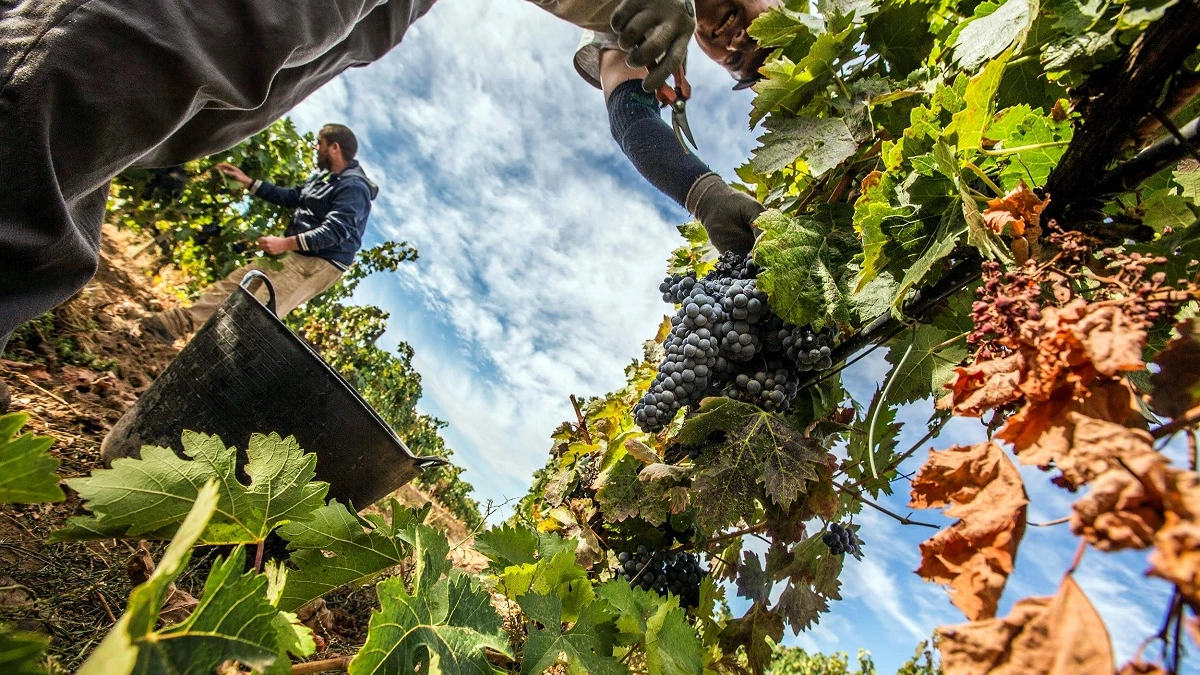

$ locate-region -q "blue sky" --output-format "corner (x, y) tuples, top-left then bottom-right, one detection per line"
(288, 0), (1193, 670)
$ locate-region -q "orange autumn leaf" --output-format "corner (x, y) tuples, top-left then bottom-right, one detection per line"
(1071, 450), (1171, 551)
(937, 576), (1115, 675)
(998, 381), (1145, 486)
(1149, 318), (1200, 419)
(938, 353), (1025, 417)
(1071, 305), (1147, 376)
(910, 442), (1028, 620)
(1149, 469), (1200, 603)
(983, 181), (1049, 237)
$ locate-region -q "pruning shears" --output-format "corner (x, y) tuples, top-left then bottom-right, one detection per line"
(656, 66), (697, 153)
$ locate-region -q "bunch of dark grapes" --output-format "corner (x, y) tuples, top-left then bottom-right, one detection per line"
(615, 545), (705, 608)
(821, 522), (861, 557)
(782, 325), (835, 372)
(635, 253), (838, 432)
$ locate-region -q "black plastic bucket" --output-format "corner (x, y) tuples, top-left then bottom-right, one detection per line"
(102, 270), (447, 508)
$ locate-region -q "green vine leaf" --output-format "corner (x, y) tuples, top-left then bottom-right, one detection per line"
(349, 525), (511, 675)
(495, 550), (595, 622)
(747, 6), (822, 51)
(847, 388), (902, 495)
(718, 603), (783, 675)
(933, 140), (1013, 264)
(750, 21), (862, 127)
(474, 522), (541, 573)
(0, 412), (64, 505)
(752, 209), (856, 331)
(0, 625), (49, 675)
(518, 593), (623, 675)
(951, 0), (1036, 71)
(983, 104), (1074, 189)
(750, 116), (858, 177)
(274, 499), (426, 612)
(54, 432), (328, 545)
(78, 482), (292, 675)
(883, 323), (969, 406)
(675, 399), (824, 532)
(948, 54), (1011, 152)
(596, 581), (702, 675)
(644, 594), (703, 675)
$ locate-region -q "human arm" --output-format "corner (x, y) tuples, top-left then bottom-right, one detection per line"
(214, 162), (302, 208)
(536, 0), (694, 91)
(599, 51), (760, 254)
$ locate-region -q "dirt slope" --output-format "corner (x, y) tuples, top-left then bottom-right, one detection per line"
(0, 224), (483, 672)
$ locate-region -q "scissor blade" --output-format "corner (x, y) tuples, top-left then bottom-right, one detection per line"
(673, 110), (698, 152)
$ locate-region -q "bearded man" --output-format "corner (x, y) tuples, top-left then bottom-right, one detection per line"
(140, 124), (376, 343)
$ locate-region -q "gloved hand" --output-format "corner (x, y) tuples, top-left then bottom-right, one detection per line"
(611, 0), (695, 92)
(685, 173), (762, 255)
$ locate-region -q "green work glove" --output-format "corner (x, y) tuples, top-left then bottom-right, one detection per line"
(685, 173), (762, 255)
(611, 0), (695, 92)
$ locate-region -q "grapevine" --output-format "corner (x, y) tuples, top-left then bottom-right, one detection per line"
(5, 0), (1200, 672)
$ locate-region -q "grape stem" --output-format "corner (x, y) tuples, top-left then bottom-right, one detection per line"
(669, 521), (768, 554)
(569, 394), (593, 444)
(832, 480), (939, 529)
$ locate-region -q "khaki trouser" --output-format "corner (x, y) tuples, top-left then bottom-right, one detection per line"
(159, 253), (342, 335)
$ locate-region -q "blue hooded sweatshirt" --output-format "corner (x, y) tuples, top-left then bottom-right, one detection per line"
(249, 160), (379, 270)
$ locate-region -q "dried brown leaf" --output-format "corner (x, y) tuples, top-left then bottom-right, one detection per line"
(998, 381), (1145, 486)
(938, 353), (1025, 416)
(1149, 470), (1200, 604)
(1071, 451), (1171, 551)
(983, 182), (1049, 237)
(937, 576), (1114, 675)
(1149, 319), (1200, 419)
(1072, 305), (1146, 377)
(910, 442), (1028, 620)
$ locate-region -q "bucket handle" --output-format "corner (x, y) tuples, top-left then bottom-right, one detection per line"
(239, 270), (278, 316)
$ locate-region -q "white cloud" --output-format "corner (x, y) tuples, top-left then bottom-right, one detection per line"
(291, 0), (761, 514)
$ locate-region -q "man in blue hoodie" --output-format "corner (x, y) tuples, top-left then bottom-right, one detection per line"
(140, 124), (378, 344)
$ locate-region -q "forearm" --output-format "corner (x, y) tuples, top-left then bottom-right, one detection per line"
(248, 179), (301, 208)
(607, 79), (713, 209)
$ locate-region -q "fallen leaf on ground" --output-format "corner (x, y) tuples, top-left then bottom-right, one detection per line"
(126, 540), (198, 624)
(937, 576), (1114, 675)
(910, 442), (1028, 620)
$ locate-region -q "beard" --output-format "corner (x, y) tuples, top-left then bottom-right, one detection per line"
(316, 151), (331, 171)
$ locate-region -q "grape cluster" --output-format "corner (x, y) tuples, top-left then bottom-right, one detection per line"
(635, 253), (838, 432)
(821, 522), (861, 557)
(616, 545), (705, 608)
